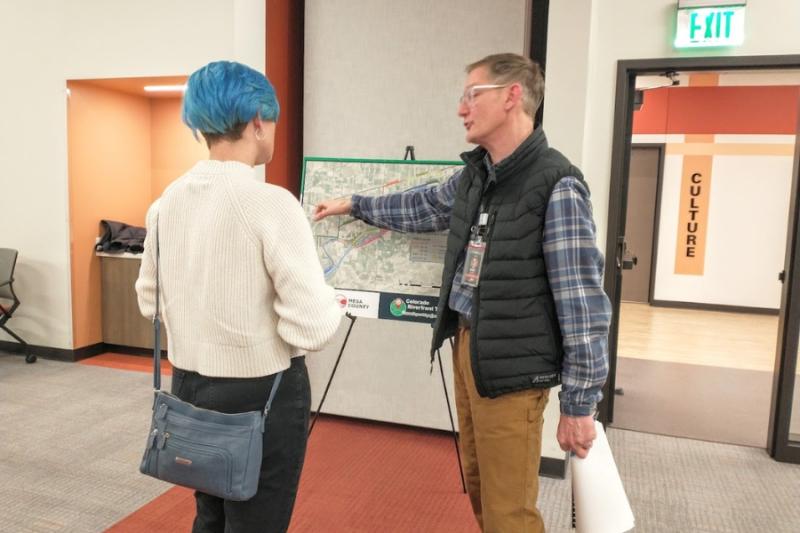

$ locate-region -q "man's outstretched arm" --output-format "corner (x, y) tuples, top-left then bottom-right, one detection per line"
(313, 169), (462, 233)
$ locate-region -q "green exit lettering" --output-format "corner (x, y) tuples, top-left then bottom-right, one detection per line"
(689, 9), (735, 40)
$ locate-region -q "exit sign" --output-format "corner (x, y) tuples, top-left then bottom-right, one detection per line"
(675, 5), (746, 48)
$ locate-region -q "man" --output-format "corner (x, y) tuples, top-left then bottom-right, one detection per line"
(314, 53), (611, 532)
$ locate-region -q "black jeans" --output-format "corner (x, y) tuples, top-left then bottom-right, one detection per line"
(171, 357), (311, 533)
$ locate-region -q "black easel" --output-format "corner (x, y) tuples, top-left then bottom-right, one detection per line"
(406, 143), (466, 492)
(308, 312), (357, 435)
(444, 338), (467, 493)
(309, 144), (466, 493)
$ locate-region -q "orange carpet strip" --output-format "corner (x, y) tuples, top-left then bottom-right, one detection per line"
(79, 353), (172, 375)
(107, 416), (478, 532)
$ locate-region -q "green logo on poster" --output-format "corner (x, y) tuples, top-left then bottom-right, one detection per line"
(389, 298), (407, 317)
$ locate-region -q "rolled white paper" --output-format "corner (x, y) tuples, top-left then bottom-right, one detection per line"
(571, 421), (635, 533)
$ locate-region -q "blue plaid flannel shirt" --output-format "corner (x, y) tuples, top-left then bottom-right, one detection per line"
(351, 165), (611, 416)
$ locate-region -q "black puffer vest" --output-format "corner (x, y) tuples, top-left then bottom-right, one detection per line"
(431, 128), (585, 398)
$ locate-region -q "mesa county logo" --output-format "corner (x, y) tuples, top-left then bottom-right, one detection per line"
(335, 294), (348, 309)
(389, 297), (407, 317)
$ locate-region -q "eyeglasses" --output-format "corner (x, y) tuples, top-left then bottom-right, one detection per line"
(458, 84), (509, 106)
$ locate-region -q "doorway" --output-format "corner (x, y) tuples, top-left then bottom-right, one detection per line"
(601, 56), (800, 463)
(621, 145), (663, 304)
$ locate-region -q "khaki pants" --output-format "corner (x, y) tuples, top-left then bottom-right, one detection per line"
(453, 328), (549, 533)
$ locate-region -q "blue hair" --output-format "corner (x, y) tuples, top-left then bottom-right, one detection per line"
(182, 61), (280, 139)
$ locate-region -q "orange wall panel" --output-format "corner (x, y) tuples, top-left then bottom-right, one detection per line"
(266, 0), (304, 196)
(634, 86), (800, 135)
(67, 82), (152, 348)
(151, 98), (208, 198)
(632, 87), (669, 134)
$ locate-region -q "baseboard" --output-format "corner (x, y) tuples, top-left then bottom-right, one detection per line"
(103, 344), (166, 357)
(649, 300), (779, 316)
(73, 343), (108, 361)
(540, 455), (567, 479)
(0, 340), (106, 362)
(0, 341), (163, 362)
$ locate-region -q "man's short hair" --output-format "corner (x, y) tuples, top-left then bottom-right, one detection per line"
(467, 53), (544, 119)
(182, 60), (280, 146)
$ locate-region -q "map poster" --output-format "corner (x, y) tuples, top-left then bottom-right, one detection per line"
(301, 157), (464, 323)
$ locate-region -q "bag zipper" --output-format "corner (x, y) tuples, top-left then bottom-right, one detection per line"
(161, 432), (234, 495)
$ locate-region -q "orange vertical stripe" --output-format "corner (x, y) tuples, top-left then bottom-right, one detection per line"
(688, 73), (719, 87)
(684, 134), (715, 144)
(675, 155), (712, 276)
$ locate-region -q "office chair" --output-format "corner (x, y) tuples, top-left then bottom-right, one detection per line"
(0, 248), (36, 363)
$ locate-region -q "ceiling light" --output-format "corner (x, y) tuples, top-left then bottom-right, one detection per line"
(143, 84), (187, 93)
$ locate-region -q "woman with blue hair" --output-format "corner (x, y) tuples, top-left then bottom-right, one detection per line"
(136, 61), (341, 532)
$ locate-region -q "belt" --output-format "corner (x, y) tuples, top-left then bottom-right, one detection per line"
(458, 313), (471, 329)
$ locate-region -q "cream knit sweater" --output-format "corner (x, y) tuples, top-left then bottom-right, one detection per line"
(135, 159), (341, 378)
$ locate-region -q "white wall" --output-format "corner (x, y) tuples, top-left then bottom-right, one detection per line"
(304, 0), (526, 160)
(541, 0), (599, 168)
(0, 0), (265, 349)
(650, 143), (793, 308)
(545, 0), (800, 256)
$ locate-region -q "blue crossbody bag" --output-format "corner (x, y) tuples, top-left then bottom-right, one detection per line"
(139, 220), (282, 501)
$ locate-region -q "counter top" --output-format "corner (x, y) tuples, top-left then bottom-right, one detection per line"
(96, 251), (143, 259)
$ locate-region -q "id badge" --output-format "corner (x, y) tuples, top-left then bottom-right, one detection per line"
(462, 239), (486, 287)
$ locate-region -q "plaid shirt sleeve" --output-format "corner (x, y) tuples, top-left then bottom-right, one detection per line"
(349, 169), (462, 232)
(543, 177), (611, 417)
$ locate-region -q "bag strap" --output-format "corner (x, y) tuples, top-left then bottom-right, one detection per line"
(263, 372), (283, 420)
(153, 218), (162, 392)
(151, 215), (284, 416)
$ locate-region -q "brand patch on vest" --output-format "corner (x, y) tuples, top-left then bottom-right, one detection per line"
(530, 373), (558, 384)
(175, 457), (192, 466)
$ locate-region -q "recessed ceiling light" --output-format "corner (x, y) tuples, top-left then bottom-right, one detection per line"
(143, 84), (187, 93)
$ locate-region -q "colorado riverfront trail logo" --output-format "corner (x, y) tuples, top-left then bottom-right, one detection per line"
(389, 298), (407, 317)
(377, 293), (437, 323)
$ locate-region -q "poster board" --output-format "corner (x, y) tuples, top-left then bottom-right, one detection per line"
(301, 157), (463, 323)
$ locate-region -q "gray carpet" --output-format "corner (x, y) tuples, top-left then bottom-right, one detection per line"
(0, 353), (171, 532)
(614, 357), (772, 447)
(2, 353), (800, 532)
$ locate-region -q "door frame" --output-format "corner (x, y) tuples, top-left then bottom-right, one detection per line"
(600, 55), (800, 463)
(768, 94), (800, 463)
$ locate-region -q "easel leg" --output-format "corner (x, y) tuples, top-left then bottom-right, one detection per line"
(439, 342), (467, 494)
(309, 313), (357, 436)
